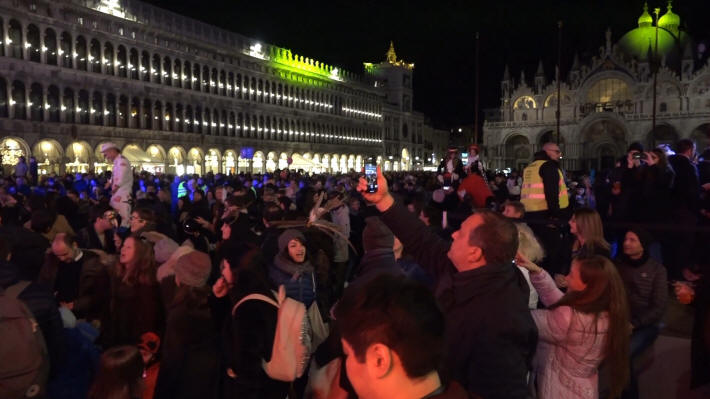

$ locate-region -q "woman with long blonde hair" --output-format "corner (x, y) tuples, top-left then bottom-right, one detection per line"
(569, 207), (611, 258)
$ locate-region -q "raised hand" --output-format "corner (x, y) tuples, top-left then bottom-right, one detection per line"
(356, 166), (394, 212)
(515, 251), (543, 274)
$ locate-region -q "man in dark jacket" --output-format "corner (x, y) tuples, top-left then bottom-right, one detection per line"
(37, 233), (109, 321)
(358, 167), (537, 399)
(76, 204), (117, 254)
(616, 228), (667, 399)
(667, 139), (700, 280)
(521, 142), (570, 275)
(0, 238), (65, 378)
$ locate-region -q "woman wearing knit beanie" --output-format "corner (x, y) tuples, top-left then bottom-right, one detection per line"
(153, 250), (219, 399)
(269, 229), (328, 352)
(268, 229), (317, 308)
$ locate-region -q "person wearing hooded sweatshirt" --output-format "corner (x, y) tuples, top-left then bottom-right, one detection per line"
(268, 229), (316, 308)
(154, 250), (219, 399)
(615, 228), (667, 399)
(349, 216), (404, 289)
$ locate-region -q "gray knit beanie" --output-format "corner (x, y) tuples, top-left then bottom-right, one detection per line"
(173, 250), (211, 288)
(278, 229), (306, 254)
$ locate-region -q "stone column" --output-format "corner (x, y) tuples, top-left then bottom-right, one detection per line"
(2, 19), (8, 58)
(21, 20), (29, 61)
(138, 99), (144, 130)
(39, 25), (46, 64)
(24, 83), (30, 120)
(42, 85), (48, 121)
(73, 89), (79, 124)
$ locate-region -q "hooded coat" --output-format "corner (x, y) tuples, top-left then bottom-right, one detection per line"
(154, 290), (219, 399)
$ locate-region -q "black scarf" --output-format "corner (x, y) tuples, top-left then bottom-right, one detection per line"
(618, 251), (649, 268)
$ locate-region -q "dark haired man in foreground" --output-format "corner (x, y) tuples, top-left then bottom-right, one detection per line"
(335, 273), (471, 399)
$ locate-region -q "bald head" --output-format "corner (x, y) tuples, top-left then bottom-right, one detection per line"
(52, 233), (79, 263)
(543, 142), (562, 161)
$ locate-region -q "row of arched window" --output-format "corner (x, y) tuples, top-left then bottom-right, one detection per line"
(1, 17), (382, 121)
(0, 77), (382, 146)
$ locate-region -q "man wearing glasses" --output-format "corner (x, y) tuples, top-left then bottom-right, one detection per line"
(77, 204), (118, 254)
(521, 142), (570, 275)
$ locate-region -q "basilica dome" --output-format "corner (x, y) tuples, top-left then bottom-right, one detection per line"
(617, 1), (690, 63)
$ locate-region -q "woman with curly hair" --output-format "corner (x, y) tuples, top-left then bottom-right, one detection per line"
(101, 235), (164, 348)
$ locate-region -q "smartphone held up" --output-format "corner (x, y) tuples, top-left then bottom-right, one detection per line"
(365, 164), (378, 193)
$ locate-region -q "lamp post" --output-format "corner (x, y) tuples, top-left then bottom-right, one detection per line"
(556, 21), (562, 146)
(474, 32), (480, 145)
(652, 7), (660, 135)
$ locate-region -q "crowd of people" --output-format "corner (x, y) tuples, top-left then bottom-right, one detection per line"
(0, 137), (708, 399)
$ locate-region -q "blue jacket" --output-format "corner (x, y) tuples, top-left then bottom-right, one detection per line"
(268, 255), (316, 308)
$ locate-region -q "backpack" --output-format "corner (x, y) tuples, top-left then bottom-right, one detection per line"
(0, 282), (50, 399)
(232, 285), (312, 382)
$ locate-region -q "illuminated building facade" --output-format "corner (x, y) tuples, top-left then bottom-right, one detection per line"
(0, 0), (447, 176)
(484, 1), (710, 171)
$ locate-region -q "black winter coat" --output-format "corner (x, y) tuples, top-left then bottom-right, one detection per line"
(221, 284), (288, 399)
(379, 203), (537, 399)
(37, 250), (109, 320)
(691, 273), (710, 388)
(0, 260), (65, 377)
(0, 225), (49, 281)
(669, 154), (700, 212)
(154, 293), (219, 399)
(101, 275), (164, 348)
(77, 226), (116, 254)
(635, 164), (674, 224)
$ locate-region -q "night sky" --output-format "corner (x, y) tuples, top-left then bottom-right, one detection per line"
(144, 0), (710, 128)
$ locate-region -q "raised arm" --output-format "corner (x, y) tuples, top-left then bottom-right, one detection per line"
(357, 166), (453, 281)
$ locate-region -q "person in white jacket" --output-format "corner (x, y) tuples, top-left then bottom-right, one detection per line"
(516, 253), (630, 399)
(101, 143), (133, 227)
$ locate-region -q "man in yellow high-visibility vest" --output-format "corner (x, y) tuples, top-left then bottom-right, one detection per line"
(520, 142), (570, 275)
